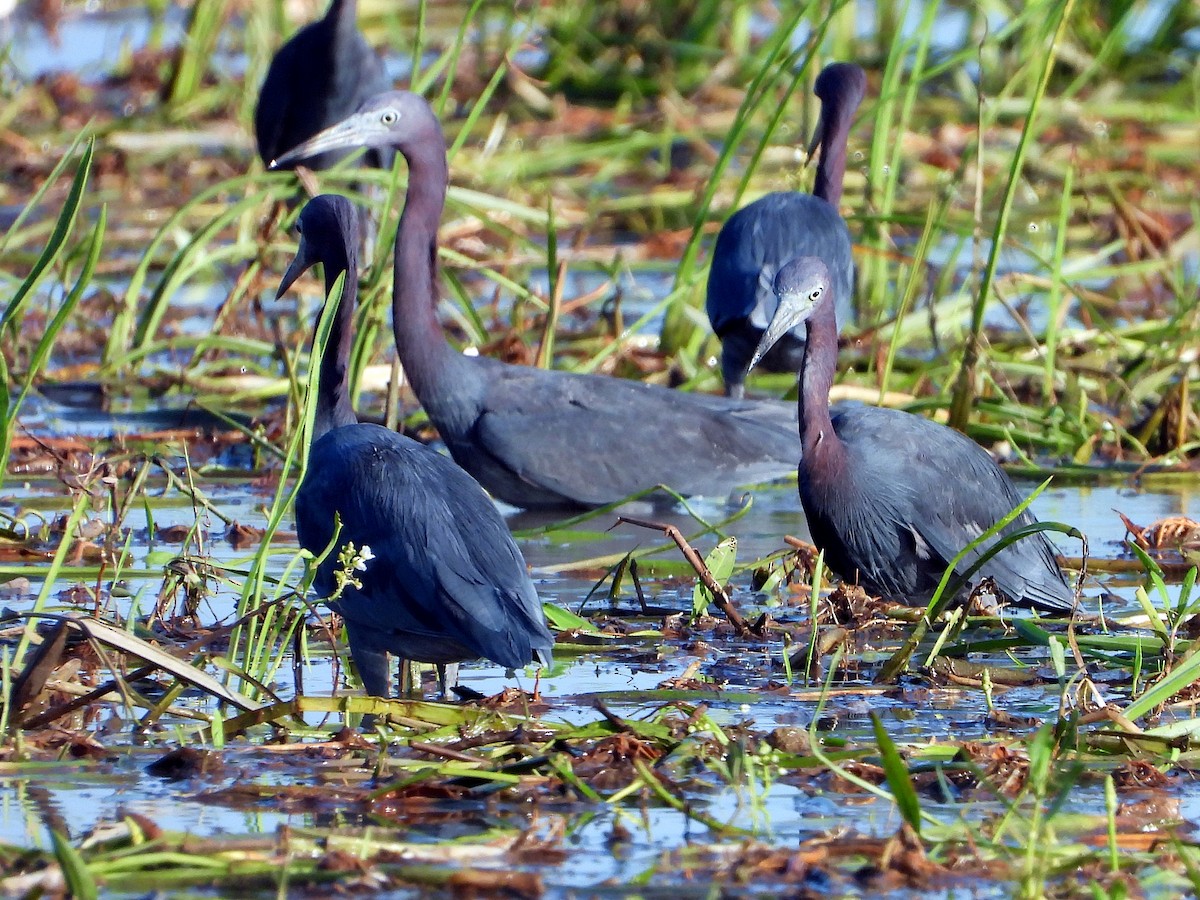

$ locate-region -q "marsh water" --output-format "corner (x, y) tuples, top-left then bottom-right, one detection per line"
(3, 458), (1198, 886)
(3, 1), (1199, 896)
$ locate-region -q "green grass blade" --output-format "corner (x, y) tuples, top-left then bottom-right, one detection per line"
(1124, 648), (1200, 722)
(871, 712), (922, 836)
(51, 830), (98, 900)
(0, 138), (94, 334)
(948, 0), (1079, 430)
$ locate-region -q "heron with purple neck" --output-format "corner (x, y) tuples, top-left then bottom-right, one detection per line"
(278, 194), (553, 707)
(750, 256), (1076, 614)
(272, 92), (803, 511)
(706, 62), (865, 398)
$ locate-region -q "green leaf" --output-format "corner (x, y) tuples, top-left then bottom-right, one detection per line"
(0, 137), (94, 333)
(0, 140), (97, 482)
(1048, 635), (1066, 680)
(1124, 648), (1200, 722)
(51, 830), (97, 900)
(542, 601), (598, 633)
(871, 712), (922, 835)
(692, 536), (737, 619)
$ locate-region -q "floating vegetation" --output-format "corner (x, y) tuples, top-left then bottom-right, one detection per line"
(1, 0), (1198, 896)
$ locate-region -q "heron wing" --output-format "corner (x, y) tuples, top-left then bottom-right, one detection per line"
(254, 21), (331, 163)
(473, 362), (799, 506)
(297, 424), (550, 667)
(707, 192), (855, 335)
(832, 407), (1072, 612)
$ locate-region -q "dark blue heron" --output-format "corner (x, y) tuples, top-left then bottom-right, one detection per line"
(706, 62), (865, 398)
(750, 257), (1075, 614)
(272, 92), (802, 511)
(254, 0), (393, 172)
(278, 194), (554, 705)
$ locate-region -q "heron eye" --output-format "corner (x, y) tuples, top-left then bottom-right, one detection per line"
(380, 109), (399, 125)
(811, 286), (822, 299)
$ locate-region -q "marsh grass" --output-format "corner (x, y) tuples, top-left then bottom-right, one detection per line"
(0, 139), (97, 483)
(0, 0), (1198, 895)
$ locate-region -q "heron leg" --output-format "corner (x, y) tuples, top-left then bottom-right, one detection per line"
(342, 623), (392, 730)
(436, 663), (460, 699)
(344, 624), (392, 700)
(397, 658), (419, 697)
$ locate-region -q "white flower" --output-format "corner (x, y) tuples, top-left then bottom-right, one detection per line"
(353, 544), (375, 571)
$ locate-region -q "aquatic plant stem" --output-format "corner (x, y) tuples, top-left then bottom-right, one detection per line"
(948, 0), (1078, 431)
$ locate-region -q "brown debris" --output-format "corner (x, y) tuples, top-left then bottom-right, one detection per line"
(155, 524), (192, 543)
(927, 656), (1041, 688)
(226, 521), (266, 549)
(1112, 758), (1169, 790)
(765, 727), (811, 755)
(316, 848), (372, 874)
(984, 708), (1042, 730)
(21, 725), (111, 759)
(827, 760), (886, 793)
(446, 869), (543, 899)
(146, 746), (224, 781)
(1118, 511), (1200, 552)
(478, 687), (550, 714)
(826, 582), (889, 626)
(1106, 187), (1189, 262)
(201, 782), (367, 813)
(657, 658), (719, 691)
(1115, 795), (1185, 835)
(572, 733), (665, 791)
(953, 742), (1030, 797)
(876, 821), (944, 886)
(662, 826), (964, 892)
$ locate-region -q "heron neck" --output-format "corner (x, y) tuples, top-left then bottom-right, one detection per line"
(813, 112), (853, 208)
(327, 0), (354, 28)
(315, 251), (359, 441)
(392, 132), (459, 401)
(327, 0), (360, 59)
(799, 298), (840, 458)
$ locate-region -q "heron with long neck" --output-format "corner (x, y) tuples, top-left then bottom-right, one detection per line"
(749, 257), (1076, 614)
(273, 93), (805, 511)
(278, 194), (553, 707)
(706, 62), (864, 398)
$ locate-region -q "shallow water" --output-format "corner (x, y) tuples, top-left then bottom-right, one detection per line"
(1, 467), (1194, 882)
(3, 2), (1199, 895)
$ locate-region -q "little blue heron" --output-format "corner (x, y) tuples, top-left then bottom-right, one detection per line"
(750, 257), (1075, 614)
(278, 194), (554, 705)
(254, 0), (393, 172)
(706, 62), (865, 398)
(272, 92), (802, 511)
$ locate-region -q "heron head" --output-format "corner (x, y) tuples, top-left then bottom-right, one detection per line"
(270, 91), (434, 169)
(806, 63), (868, 161)
(276, 194), (360, 298)
(747, 257), (831, 372)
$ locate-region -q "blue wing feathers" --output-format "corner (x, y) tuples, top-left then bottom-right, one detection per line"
(296, 424), (552, 669)
(812, 406), (1073, 612)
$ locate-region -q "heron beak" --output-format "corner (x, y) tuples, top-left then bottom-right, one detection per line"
(269, 110), (381, 169)
(276, 236), (316, 299)
(747, 293), (819, 373)
(804, 110), (828, 167)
